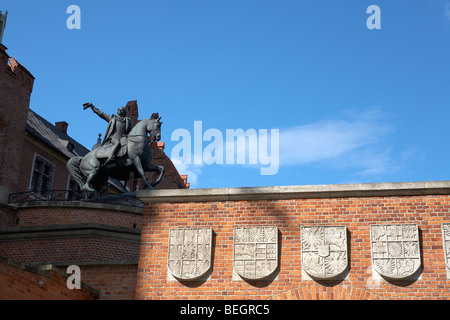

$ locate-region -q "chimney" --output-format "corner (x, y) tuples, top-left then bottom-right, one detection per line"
(125, 100), (139, 125)
(55, 121), (69, 134)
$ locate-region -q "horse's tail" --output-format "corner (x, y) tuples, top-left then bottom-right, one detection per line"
(67, 156), (85, 188)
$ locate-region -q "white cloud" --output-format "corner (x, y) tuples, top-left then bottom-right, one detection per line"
(278, 107), (396, 178)
(171, 157), (203, 188)
(446, 3), (450, 22)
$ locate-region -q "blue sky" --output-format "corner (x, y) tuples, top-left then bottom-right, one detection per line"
(2, 0), (450, 189)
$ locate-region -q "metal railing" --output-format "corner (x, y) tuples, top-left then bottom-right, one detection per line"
(7, 190), (143, 208)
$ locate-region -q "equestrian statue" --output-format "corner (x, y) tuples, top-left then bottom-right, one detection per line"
(67, 102), (165, 192)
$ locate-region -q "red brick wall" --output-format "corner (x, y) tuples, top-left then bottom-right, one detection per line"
(0, 259), (97, 300)
(0, 203), (141, 299)
(0, 203), (141, 265)
(0, 47), (33, 193)
(0, 237), (140, 265)
(80, 264), (138, 300)
(0, 204), (16, 228)
(0, 202), (142, 263)
(14, 203), (142, 229)
(136, 193), (450, 300)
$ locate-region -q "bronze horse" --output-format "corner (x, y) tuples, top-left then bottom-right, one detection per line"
(67, 115), (165, 192)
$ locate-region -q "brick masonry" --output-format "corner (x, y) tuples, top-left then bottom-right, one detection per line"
(2, 181), (450, 300)
(0, 257), (97, 300)
(135, 182), (450, 300)
(12, 202), (142, 229)
(0, 45), (34, 193)
(0, 204), (16, 228)
(0, 201), (143, 300)
(80, 264), (138, 300)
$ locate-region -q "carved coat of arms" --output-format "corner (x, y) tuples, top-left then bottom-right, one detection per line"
(370, 224), (421, 279)
(300, 226), (348, 279)
(442, 223), (450, 273)
(168, 228), (212, 281)
(233, 226), (278, 280)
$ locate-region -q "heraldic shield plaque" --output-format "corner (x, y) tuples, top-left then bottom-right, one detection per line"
(300, 225), (348, 280)
(370, 224), (421, 279)
(442, 223), (450, 275)
(233, 226), (278, 280)
(168, 228), (212, 281)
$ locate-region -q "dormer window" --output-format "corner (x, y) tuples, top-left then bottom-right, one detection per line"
(67, 141), (74, 152)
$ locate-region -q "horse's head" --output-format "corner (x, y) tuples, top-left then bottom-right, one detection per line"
(147, 116), (162, 141)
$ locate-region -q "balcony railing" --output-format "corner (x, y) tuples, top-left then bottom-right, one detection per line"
(7, 190), (143, 208)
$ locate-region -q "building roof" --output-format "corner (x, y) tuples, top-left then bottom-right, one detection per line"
(26, 109), (90, 158)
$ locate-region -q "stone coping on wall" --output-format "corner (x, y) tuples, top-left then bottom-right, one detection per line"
(136, 181), (450, 203)
(27, 260), (139, 267)
(0, 223), (141, 242)
(0, 256), (99, 296)
(9, 200), (142, 214)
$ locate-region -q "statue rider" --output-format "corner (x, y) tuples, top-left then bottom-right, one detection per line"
(83, 102), (132, 165)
